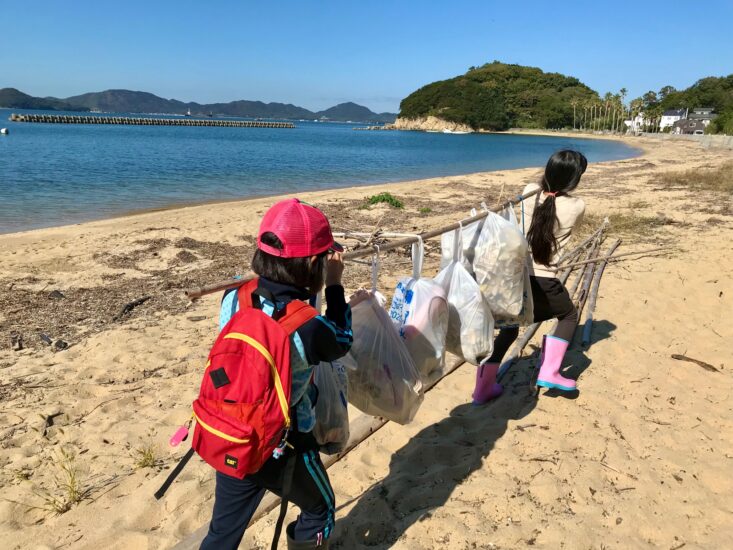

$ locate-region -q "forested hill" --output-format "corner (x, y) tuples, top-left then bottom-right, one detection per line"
(0, 88), (396, 123)
(0, 88), (89, 112)
(398, 61), (599, 131)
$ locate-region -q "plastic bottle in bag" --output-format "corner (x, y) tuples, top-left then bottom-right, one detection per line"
(389, 239), (448, 383)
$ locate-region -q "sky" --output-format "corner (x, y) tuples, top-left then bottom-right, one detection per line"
(1, 0), (731, 113)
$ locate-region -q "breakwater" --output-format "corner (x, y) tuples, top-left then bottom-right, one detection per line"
(8, 113), (295, 128)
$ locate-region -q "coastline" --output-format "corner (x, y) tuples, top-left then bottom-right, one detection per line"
(0, 130), (644, 239)
(1, 135), (731, 549)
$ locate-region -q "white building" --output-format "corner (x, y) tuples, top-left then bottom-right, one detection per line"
(624, 112), (651, 133)
(660, 109), (687, 130)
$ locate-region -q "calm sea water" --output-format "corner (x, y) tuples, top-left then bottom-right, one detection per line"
(0, 109), (640, 234)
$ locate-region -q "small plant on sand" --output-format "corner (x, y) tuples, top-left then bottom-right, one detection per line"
(419, 207), (433, 214)
(134, 429), (162, 469)
(36, 447), (88, 514)
(363, 192), (404, 209)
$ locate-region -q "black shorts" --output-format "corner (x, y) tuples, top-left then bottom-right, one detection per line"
(530, 276), (576, 323)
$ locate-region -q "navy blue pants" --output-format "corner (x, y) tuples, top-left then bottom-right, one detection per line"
(200, 433), (335, 550)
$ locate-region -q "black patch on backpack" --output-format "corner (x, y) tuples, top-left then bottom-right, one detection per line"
(224, 454), (238, 469)
(209, 368), (231, 388)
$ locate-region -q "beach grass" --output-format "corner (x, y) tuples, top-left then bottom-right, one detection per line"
(652, 161), (733, 195)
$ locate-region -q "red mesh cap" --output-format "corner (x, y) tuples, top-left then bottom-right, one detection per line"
(257, 198), (340, 258)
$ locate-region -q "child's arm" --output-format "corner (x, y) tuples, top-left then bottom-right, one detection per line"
(299, 285), (353, 364)
(300, 251), (353, 363)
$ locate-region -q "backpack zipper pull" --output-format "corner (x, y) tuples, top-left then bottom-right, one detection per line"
(272, 429), (293, 459)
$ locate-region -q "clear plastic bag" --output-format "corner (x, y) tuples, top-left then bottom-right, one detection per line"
(473, 210), (529, 319)
(435, 228), (494, 365)
(344, 288), (423, 424)
(389, 239), (448, 383)
(498, 205), (534, 326)
(313, 361), (350, 455)
(440, 215), (485, 277)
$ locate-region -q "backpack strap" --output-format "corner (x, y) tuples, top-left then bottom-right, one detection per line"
(153, 447), (195, 500)
(278, 300), (318, 335)
(236, 277), (260, 310)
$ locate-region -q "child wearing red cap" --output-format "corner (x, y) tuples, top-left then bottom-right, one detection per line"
(201, 198), (351, 549)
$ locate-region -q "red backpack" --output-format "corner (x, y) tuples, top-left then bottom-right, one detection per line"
(191, 277), (318, 478)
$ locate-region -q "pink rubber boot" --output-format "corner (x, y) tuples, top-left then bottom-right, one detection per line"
(472, 362), (503, 405)
(536, 335), (576, 392)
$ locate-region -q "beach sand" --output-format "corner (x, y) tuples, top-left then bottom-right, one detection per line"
(1, 135), (731, 549)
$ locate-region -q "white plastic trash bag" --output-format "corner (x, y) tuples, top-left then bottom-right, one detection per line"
(440, 214), (485, 277)
(344, 288), (423, 424)
(435, 228), (494, 365)
(498, 205), (534, 326)
(473, 210), (529, 319)
(313, 361), (350, 455)
(389, 238), (448, 383)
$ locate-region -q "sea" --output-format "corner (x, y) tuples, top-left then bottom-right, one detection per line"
(0, 109), (640, 234)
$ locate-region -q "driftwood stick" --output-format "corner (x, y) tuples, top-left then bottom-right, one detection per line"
(557, 220), (608, 264)
(549, 246), (672, 272)
(185, 188), (540, 300)
(113, 296), (152, 321)
(582, 239), (622, 347)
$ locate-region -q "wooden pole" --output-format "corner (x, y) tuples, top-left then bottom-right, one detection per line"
(581, 239), (622, 347)
(184, 188), (540, 300)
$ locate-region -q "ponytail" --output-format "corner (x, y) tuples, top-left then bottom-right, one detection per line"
(527, 150), (588, 266)
(527, 189), (558, 266)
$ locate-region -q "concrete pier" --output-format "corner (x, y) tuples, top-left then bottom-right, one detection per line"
(8, 113), (295, 128)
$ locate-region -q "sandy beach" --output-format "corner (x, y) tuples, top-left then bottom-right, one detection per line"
(1, 134), (731, 549)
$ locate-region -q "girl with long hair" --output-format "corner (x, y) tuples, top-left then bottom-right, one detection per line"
(473, 150), (588, 402)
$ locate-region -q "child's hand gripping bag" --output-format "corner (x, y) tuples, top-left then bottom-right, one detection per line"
(434, 227), (494, 365)
(473, 210), (529, 320)
(343, 283), (423, 425)
(389, 238), (448, 384)
(313, 360), (350, 455)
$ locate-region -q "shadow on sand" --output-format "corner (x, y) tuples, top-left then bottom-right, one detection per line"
(333, 319), (616, 548)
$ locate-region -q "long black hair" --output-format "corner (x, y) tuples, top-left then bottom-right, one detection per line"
(251, 232), (328, 294)
(527, 150), (588, 266)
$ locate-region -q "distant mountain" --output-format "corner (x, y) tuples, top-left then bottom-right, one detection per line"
(0, 87), (396, 122)
(315, 102), (395, 123)
(0, 88), (89, 111)
(64, 89), (188, 114)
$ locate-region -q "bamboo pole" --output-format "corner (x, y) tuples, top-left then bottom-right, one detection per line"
(184, 188), (540, 300)
(581, 239), (621, 347)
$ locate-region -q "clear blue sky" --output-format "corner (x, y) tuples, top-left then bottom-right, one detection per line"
(1, 0), (731, 113)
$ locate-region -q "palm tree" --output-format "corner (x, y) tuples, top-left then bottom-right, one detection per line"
(570, 98), (579, 130)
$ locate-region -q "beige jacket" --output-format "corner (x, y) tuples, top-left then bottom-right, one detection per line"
(522, 182), (585, 278)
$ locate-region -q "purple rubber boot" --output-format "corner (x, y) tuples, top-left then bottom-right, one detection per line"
(472, 362), (503, 405)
